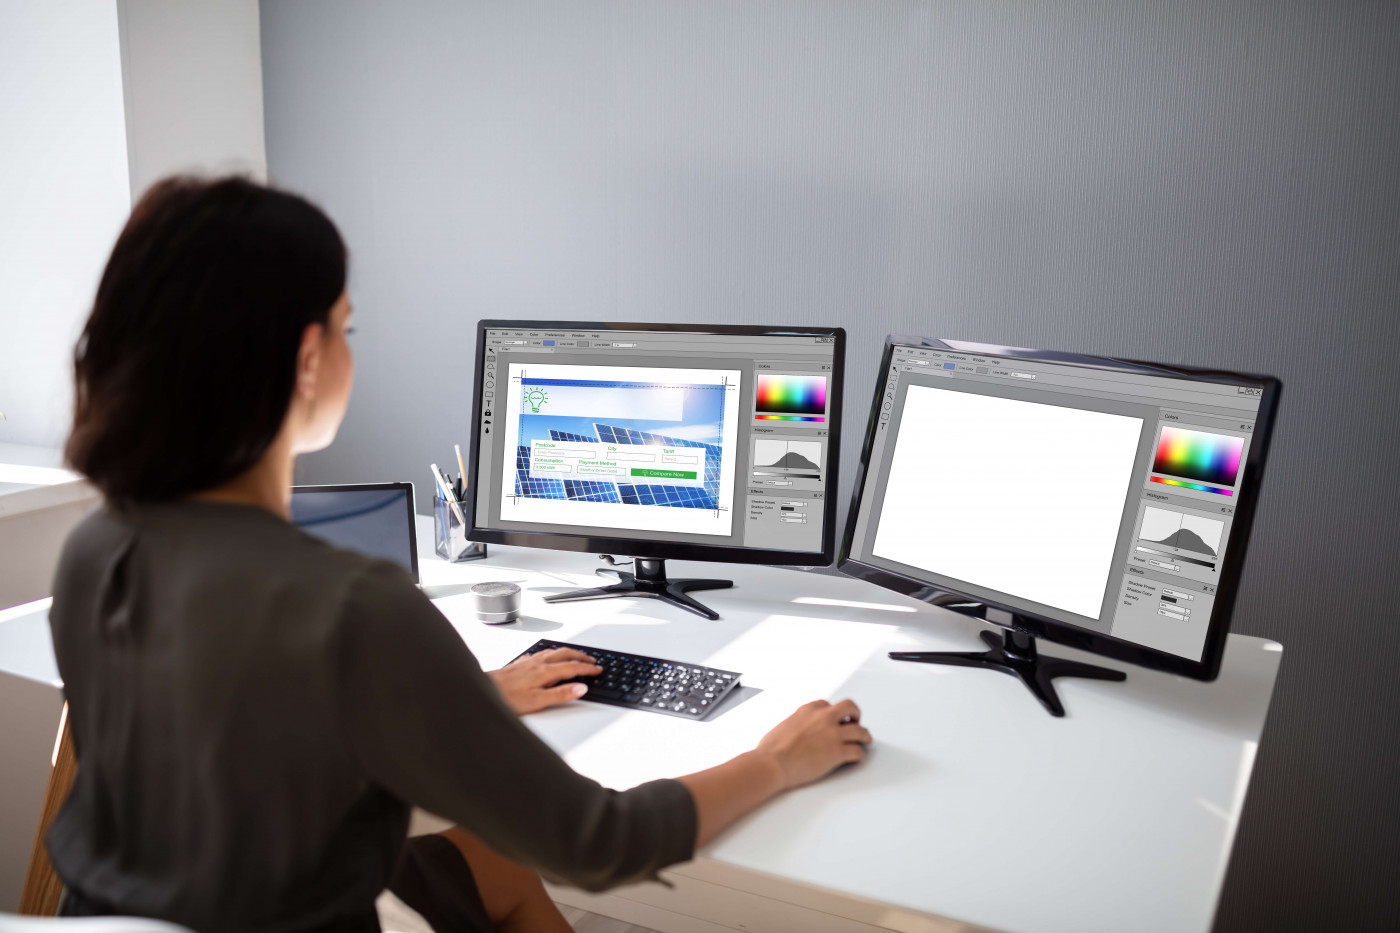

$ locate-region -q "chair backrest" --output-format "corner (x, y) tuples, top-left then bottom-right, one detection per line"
(0, 915), (194, 932)
(18, 712), (75, 915)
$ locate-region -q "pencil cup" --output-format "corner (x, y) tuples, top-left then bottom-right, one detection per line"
(434, 492), (487, 562)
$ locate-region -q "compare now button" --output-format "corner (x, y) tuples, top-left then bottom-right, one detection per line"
(631, 468), (697, 480)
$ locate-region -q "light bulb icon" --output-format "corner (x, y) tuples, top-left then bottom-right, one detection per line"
(526, 388), (549, 413)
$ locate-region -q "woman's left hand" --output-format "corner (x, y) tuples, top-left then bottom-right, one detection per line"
(488, 647), (602, 715)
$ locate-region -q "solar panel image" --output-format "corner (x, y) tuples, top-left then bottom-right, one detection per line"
(598, 423), (719, 510)
(514, 446), (566, 499)
(548, 428), (623, 502)
(513, 424), (720, 510)
(562, 478), (622, 502)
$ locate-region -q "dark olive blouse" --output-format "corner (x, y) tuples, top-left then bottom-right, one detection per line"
(46, 501), (695, 932)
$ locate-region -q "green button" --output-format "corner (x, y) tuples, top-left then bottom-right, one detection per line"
(630, 468), (697, 480)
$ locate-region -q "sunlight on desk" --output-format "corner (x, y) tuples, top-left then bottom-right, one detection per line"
(558, 614), (899, 789)
(421, 533), (1283, 933)
(0, 464), (79, 486)
(699, 614), (898, 696)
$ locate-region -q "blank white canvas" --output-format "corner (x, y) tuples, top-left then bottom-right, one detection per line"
(872, 385), (1143, 619)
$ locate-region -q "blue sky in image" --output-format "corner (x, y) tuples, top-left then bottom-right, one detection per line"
(517, 384), (726, 446)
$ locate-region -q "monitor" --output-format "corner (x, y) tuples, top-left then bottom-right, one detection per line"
(290, 483), (419, 583)
(840, 336), (1280, 715)
(468, 321), (845, 618)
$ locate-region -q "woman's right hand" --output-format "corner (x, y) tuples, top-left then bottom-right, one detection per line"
(757, 698), (872, 791)
(679, 698), (872, 847)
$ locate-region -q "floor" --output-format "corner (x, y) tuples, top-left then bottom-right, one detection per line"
(556, 903), (663, 933)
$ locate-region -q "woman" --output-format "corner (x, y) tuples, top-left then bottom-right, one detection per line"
(47, 176), (872, 933)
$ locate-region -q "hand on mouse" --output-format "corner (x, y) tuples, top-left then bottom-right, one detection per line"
(756, 698), (872, 790)
(488, 647), (602, 715)
(676, 697), (872, 848)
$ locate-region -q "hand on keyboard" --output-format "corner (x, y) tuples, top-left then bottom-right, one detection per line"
(512, 640), (744, 720)
(489, 647), (603, 715)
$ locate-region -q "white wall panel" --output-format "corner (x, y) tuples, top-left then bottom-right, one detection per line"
(0, 0), (130, 450)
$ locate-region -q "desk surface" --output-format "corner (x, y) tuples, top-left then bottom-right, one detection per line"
(0, 442), (84, 501)
(0, 521), (1280, 932)
(415, 520), (1281, 933)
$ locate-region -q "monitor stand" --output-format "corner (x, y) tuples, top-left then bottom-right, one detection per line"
(543, 558), (733, 620)
(889, 629), (1125, 717)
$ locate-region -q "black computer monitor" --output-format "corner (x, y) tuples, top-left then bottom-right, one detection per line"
(467, 321), (845, 619)
(839, 336), (1280, 715)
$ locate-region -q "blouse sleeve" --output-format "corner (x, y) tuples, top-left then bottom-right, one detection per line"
(331, 561), (696, 890)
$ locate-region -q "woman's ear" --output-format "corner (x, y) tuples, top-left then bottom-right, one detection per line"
(295, 322), (326, 401)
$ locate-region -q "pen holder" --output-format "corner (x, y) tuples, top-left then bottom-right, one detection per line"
(434, 493), (487, 562)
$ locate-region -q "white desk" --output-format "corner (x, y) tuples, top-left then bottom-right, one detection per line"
(413, 519), (1281, 933)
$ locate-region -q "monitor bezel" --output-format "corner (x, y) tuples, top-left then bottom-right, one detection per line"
(467, 320), (845, 567)
(837, 336), (1281, 682)
(290, 482), (420, 583)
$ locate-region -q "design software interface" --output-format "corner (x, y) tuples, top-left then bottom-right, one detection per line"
(847, 345), (1263, 661)
(473, 327), (837, 554)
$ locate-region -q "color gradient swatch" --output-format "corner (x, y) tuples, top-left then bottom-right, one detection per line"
(754, 414), (825, 422)
(1150, 477), (1234, 496)
(1152, 426), (1243, 487)
(756, 374), (828, 417)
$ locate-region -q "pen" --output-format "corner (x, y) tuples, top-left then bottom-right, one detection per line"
(430, 463), (466, 526)
(439, 466), (463, 512)
(454, 444), (468, 493)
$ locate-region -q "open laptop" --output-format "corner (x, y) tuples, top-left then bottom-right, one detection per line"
(289, 483), (419, 584)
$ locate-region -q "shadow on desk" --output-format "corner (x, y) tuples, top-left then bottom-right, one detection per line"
(872, 616), (1280, 741)
(512, 584), (1278, 744)
(1066, 637), (1282, 740)
(507, 614), (564, 633)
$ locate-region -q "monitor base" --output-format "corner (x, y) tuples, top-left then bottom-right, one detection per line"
(543, 558), (733, 620)
(889, 629), (1125, 717)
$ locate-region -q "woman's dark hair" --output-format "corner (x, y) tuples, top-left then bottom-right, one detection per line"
(66, 176), (347, 505)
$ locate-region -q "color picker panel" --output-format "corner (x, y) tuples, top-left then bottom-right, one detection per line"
(756, 374), (828, 418)
(1152, 426), (1244, 487)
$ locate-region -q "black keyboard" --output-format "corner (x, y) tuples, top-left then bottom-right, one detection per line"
(513, 639), (743, 720)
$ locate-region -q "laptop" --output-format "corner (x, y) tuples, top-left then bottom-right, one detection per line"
(289, 482), (419, 583)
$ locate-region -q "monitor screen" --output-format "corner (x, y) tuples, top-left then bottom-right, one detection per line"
(470, 322), (842, 562)
(290, 483), (418, 582)
(844, 339), (1274, 666)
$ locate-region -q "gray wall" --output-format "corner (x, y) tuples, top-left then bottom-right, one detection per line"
(117, 0), (267, 199)
(260, 2), (1400, 929)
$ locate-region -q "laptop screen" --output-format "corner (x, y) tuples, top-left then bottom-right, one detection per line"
(290, 483), (418, 583)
